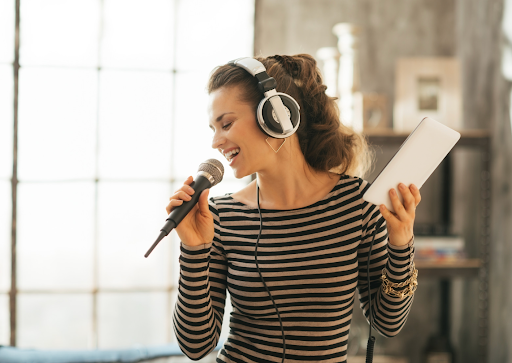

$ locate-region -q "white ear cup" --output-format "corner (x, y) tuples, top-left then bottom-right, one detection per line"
(257, 92), (300, 139)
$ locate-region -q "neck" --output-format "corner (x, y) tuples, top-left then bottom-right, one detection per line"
(255, 147), (339, 210)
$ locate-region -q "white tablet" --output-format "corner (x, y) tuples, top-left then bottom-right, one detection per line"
(362, 117), (461, 212)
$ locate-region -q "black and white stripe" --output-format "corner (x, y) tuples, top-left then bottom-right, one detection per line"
(173, 175), (415, 363)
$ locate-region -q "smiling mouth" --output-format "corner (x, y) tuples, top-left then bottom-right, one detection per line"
(224, 148), (240, 162)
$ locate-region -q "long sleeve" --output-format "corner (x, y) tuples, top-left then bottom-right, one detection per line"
(172, 199), (228, 360)
(357, 180), (415, 338)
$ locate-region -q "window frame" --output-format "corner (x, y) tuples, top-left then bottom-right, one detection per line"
(6, 0), (253, 348)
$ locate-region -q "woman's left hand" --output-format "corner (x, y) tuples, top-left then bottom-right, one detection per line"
(379, 183), (421, 246)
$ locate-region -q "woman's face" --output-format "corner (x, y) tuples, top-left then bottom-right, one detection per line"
(208, 85), (270, 179)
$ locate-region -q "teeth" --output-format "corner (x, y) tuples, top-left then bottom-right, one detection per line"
(224, 148), (240, 161)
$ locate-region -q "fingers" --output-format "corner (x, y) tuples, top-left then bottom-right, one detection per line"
(171, 176), (195, 198)
(379, 204), (397, 223)
(183, 175), (193, 186)
(389, 187), (406, 216)
(397, 183), (416, 214)
(382, 184), (420, 247)
(410, 184), (421, 206)
(166, 198), (183, 214)
(173, 190), (193, 202)
(166, 176), (195, 214)
(179, 176), (195, 195)
(385, 183), (421, 223)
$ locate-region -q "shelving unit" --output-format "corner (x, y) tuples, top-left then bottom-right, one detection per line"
(365, 130), (491, 363)
(415, 259), (481, 278)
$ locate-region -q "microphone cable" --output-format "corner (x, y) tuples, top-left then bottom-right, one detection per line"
(254, 184), (286, 363)
(365, 216), (386, 363)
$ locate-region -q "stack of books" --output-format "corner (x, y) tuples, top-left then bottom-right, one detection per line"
(413, 236), (466, 261)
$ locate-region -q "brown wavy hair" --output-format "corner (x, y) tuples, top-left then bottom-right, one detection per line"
(207, 54), (372, 177)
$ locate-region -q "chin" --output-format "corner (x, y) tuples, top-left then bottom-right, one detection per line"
(232, 170), (251, 179)
(231, 166), (254, 179)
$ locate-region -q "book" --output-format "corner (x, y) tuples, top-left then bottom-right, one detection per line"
(413, 236), (465, 261)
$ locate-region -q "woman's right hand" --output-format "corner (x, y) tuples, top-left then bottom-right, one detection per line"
(166, 176), (214, 247)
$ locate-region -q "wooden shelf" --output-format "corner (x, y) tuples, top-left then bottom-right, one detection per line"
(364, 129), (491, 148)
(415, 258), (481, 278)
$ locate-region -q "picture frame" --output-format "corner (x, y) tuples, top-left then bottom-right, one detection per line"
(393, 58), (462, 131)
(362, 93), (389, 131)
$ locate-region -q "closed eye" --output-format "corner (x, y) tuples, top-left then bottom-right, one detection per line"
(222, 122), (233, 130)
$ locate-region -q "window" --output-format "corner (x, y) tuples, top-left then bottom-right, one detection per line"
(1, 0), (254, 349)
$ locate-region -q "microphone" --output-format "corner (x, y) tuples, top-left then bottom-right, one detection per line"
(144, 159), (224, 258)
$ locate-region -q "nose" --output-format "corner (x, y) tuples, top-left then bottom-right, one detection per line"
(211, 132), (226, 149)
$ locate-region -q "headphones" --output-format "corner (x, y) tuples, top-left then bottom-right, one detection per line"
(228, 57), (301, 139)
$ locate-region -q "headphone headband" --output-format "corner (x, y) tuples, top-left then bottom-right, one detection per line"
(228, 57), (300, 139)
(229, 57), (266, 76)
(229, 58), (277, 93)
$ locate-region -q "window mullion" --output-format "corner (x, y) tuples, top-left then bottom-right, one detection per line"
(10, 0), (20, 347)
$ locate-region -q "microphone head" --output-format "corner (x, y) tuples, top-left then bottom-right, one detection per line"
(198, 159), (224, 187)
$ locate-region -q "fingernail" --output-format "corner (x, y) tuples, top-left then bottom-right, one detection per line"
(391, 189), (396, 196)
(399, 183), (405, 190)
(188, 187), (195, 194)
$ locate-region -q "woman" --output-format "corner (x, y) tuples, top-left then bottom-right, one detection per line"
(168, 54), (421, 363)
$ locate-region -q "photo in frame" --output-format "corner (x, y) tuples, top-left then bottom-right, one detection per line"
(393, 58), (462, 131)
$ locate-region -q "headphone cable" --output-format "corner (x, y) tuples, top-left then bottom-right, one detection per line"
(255, 184), (286, 363)
(365, 216), (385, 363)
(254, 185), (385, 363)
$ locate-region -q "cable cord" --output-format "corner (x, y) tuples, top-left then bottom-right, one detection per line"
(254, 184), (383, 363)
(255, 184), (286, 363)
(365, 217), (386, 363)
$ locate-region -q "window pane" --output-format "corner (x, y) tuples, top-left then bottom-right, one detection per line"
(0, 294), (8, 345)
(173, 71), (223, 179)
(98, 182), (172, 289)
(175, 0), (254, 72)
(17, 183), (95, 290)
(0, 1), (14, 64)
(0, 182), (11, 292)
(18, 68), (97, 181)
(17, 294), (93, 349)
(98, 292), (167, 348)
(101, 0), (174, 70)
(98, 70), (172, 179)
(19, 0), (100, 67)
(169, 231), (181, 289)
(172, 71), (252, 186)
(0, 65), (13, 179)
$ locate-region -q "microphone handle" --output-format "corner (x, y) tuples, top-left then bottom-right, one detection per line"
(163, 174), (212, 233)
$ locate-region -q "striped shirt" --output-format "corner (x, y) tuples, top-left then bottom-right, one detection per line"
(173, 175), (415, 362)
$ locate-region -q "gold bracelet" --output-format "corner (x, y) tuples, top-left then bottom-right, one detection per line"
(381, 263), (418, 298)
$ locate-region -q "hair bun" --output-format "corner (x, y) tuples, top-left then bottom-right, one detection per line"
(271, 55), (300, 78)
